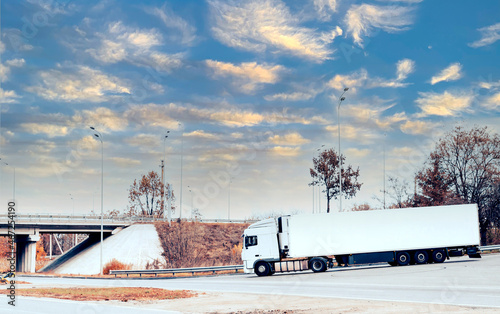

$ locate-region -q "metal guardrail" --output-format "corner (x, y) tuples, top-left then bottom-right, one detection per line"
(0, 214), (255, 224)
(109, 265), (244, 277)
(480, 245), (500, 251)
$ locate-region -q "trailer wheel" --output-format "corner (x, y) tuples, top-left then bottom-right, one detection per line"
(254, 261), (272, 276)
(309, 257), (327, 272)
(432, 249), (446, 263)
(414, 250), (429, 264)
(396, 252), (410, 266)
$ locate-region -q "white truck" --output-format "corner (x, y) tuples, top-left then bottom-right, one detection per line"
(242, 204), (481, 276)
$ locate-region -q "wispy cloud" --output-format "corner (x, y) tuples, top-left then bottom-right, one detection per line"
(269, 132), (310, 145)
(270, 146), (301, 157)
(148, 4), (197, 46)
(209, 0), (339, 62)
(430, 63), (463, 85)
(264, 91), (316, 101)
(345, 4), (415, 47)
(484, 92), (500, 111)
(26, 65), (131, 102)
(328, 59), (415, 91)
(313, 0), (338, 21)
(399, 119), (436, 135)
(85, 21), (182, 72)
(206, 60), (284, 93)
(469, 22), (500, 48)
(415, 90), (473, 117)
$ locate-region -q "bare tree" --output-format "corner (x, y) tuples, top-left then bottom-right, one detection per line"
(310, 148), (362, 213)
(416, 126), (500, 244)
(385, 176), (413, 208)
(128, 170), (175, 217)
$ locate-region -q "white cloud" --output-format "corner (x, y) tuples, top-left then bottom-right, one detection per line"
(313, 0), (338, 21)
(184, 130), (219, 139)
(264, 91), (315, 101)
(478, 80), (500, 90)
(345, 148), (371, 158)
(430, 63), (463, 85)
(469, 22), (500, 48)
(269, 132), (310, 146)
(400, 120), (436, 135)
(0, 88), (20, 103)
(484, 92), (500, 111)
(206, 60), (284, 93)
(415, 91), (473, 117)
(270, 146), (301, 157)
(26, 65), (131, 102)
(73, 107), (128, 131)
(326, 124), (380, 144)
(21, 123), (70, 137)
(209, 0), (338, 62)
(125, 103), (181, 130)
(329, 59), (415, 90)
(126, 134), (161, 148)
(345, 4), (415, 47)
(342, 103), (407, 130)
(6, 58), (25, 67)
(110, 157), (141, 167)
(149, 4), (197, 46)
(86, 21), (182, 72)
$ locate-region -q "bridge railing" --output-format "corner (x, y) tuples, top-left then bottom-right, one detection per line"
(110, 265), (244, 277)
(0, 214), (255, 224)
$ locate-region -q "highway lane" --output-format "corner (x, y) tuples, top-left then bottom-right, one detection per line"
(8, 254), (500, 312)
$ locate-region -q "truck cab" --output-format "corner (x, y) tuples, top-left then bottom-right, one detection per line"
(242, 218), (280, 274)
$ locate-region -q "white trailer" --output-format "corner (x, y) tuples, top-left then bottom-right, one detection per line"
(242, 204), (481, 276)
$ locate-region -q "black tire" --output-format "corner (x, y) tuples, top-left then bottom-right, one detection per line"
(432, 249), (446, 263)
(254, 261), (272, 276)
(414, 250), (429, 264)
(396, 252), (411, 266)
(388, 261), (398, 266)
(309, 257), (328, 273)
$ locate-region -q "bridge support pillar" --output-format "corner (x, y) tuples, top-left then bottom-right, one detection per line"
(16, 233), (40, 273)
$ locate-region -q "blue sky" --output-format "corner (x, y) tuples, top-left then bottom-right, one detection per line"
(1, 0), (500, 219)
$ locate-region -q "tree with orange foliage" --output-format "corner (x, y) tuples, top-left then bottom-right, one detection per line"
(128, 170), (175, 217)
(310, 148), (362, 213)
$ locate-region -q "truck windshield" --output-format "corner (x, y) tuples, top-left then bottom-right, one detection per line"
(245, 235), (258, 248)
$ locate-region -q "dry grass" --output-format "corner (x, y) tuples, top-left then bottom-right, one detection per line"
(155, 221), (248, 268)
(103, 258), (132, 275)
(0, 287), (197, 301)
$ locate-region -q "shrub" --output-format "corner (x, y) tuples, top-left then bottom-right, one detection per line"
(103, 258), (131, 275)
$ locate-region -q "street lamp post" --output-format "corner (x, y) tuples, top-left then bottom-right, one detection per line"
(163, 132), (170, 224)
(337, 87), (349, 212)
(90, 126), (104, 276)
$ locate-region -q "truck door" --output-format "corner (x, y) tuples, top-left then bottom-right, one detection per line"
(242, 232), (279, 269)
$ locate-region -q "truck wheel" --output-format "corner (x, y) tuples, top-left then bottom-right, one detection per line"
(254, 261), (272, 276)
(432, 249), (446, 263)
(414, 250), (429, 264)
(396, 252), (410, 266)
(309, 257), (327, 272)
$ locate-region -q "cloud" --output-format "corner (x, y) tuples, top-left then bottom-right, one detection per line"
(26, 65), (131, 102)
(125, 103), (181, 129)
(74, 107), (129, 131)
(345, 148), (371, 158)
(20, 123), (70, 137)
(478, 80), (500, 90)
(484, 92), (500, 111)
(110, 157), (141, 167)
(326, 124), (380, 144)
(269, 132), (310, 146)
(0, 88), (20, 103)
(270, 146), (301, 157)
(328, 59), (415, 91)
(85, 21), (182, 72)
(430, 63), (463, 85)
(415, 91), (473, 117)
(209, 0), (339, 62)
(469, 22), (500, 48)
(6, 58), (25, 67)
(345, 4), (415, 47)
(184, 130), (219, 139)
(342, 103), (407, 130)
(400, 120), (436, 135)
(206, 60), (284, 93)
(264, 91), (316, 101)
(313, 0), (338, 21)
(149, 4), (197, 46)
(126, 134), (161, 148)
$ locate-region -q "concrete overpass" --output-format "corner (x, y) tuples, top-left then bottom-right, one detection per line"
(0, 214), (137, 273)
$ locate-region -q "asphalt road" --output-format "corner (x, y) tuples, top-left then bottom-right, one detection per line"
(4, 254), (500, 313)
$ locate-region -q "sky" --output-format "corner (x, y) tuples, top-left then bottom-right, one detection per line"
(1, 0), (500, 220)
